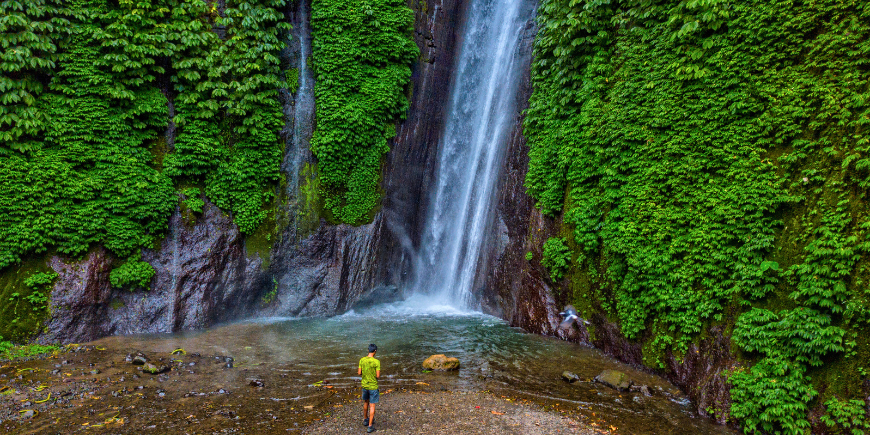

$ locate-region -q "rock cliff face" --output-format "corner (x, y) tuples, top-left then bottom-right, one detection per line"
(39, 0), (464, 342)
(466, 2), (736, 425)
(259, 0), (463, 318)
(40, 202), (268, 343)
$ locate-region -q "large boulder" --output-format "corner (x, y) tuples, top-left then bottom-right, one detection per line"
(594, 369), (632, 391)
(422, 354), (460, 371)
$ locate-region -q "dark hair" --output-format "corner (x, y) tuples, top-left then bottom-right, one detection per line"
(368, 343), (377, 353)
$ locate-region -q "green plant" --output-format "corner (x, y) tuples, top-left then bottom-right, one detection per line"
(261, 277), (278, 305)
(181, 188), (205, 214)
(541, 237), (572, 282)
(728, 358), (817, 435)
(525, 251), (533, 261)
(821, 397), (870, 435)
(23, 272), (58, 291)
(525, 0), (870, 430)
(109, 253), (155, 290)
(309, 0), (419, 224)
(0, 336), (59, 361)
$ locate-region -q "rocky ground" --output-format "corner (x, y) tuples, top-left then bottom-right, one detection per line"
(302, 390), (607, 435)
(0, 346), (612, 435)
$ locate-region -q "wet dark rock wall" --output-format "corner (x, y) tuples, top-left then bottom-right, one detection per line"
(40, 202), (268, 343)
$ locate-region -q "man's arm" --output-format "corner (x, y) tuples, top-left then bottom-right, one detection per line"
(358, 366), (362, 375)
(376, 370), (380, 379)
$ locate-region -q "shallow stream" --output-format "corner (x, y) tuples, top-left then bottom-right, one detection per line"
(89, 298), (735, 434)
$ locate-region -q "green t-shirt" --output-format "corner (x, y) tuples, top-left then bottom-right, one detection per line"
(359, 356), (380, 390)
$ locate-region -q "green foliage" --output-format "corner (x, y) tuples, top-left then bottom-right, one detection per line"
(821, 397), (870, 435)
(309, 0), (418, 224)
(180, 187), (205, 214)
(541, 237), (572, 282)
(261, 277), (278, 305)
(734, 307), (845, 368)
(728, 358), (817, 435)
(109, 252), (155, 290)
(525, 251), (533, 261)
(0, 259), (55, 341)
(0, 0), (67, 154)
(1, 0), (292, 284)
(526, 0), (870, 431)
(23, 271), (57, 290)
(0, 336), (59, 361)
(165, 0), (289, 234)
(1, 0), (176, 270)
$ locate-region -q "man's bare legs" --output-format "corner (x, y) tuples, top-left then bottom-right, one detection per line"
(367, 402), (376, 428)
(363, 400), (369, 424)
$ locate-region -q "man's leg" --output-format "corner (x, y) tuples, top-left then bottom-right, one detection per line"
(363, 400), (370, 422)
(368, 403), (376, 427)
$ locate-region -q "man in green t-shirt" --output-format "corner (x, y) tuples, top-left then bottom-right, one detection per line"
(358, 343), (381, 433)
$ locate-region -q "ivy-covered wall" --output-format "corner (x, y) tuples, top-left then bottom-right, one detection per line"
(309, 0), (419, 224)
(0, 0), (419, 344)
(0, 0), (290, 340)
(525, 0), (870, 432)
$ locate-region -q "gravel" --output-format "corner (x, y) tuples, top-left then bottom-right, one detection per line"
(301, 390), (605, 434)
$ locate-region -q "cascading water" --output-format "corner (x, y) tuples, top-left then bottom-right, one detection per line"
(283, 0), (315, 239)
(411, 0), (535, 307)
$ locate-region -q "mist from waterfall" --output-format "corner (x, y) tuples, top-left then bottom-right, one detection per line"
(411, 0), (534, 308)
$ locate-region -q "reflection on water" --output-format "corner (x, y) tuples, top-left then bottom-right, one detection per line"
(93, 297), (735, 435)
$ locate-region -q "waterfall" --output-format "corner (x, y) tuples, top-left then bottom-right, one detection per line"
(283, 0), (316, 239)
(411, 0), (535, 308)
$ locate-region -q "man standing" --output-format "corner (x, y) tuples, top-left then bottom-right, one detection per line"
(358, 343), (380, 433)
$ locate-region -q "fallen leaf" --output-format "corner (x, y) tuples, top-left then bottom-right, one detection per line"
(491, 411), (505, 415)
(415, 382), (429, 386)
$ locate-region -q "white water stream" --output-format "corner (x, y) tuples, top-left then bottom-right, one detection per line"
(412, 0), (534, 307)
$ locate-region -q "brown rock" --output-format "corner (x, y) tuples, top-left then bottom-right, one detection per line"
(594, 369), (632, 391)
(422, 354), (460, 371)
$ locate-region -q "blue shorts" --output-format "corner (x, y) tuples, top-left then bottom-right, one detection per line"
(361, 388), (379, 403)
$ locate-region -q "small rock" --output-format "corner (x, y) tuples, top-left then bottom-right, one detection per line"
(89, 369), (100, 375)
(249, 379), (265, 388)
(561, 371), (580, 383)
(218, 389), (226, 394)
(225, 363), (233, 369)
(132, 356), (147, 366)
(594, 369), (632, 391)
(50, 369), (60, 375)
(630, 384), (652, 396)
(20, 410), (36, 419)
(422, 354), (460, 371)
(22, 401), (32, 407)
(141, 363), (169, 374)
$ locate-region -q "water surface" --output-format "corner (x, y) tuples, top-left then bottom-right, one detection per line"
(93, 298), (735, 435)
